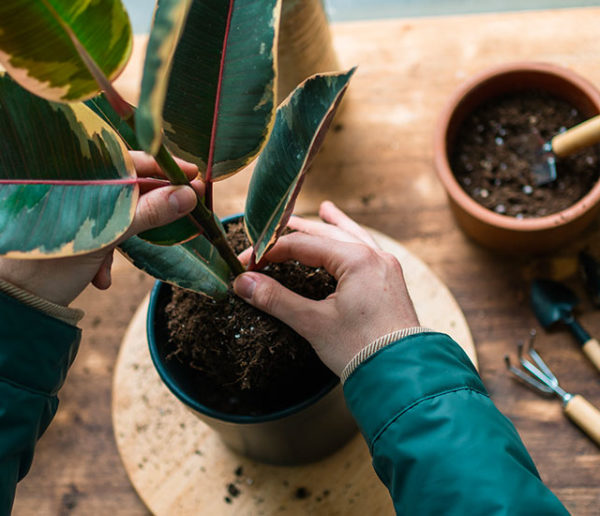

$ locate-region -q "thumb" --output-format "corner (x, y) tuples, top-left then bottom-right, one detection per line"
(124, 185), (197, 238)
(233, 272), (323, 338)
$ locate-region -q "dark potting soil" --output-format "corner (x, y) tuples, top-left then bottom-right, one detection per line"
(450, 90), (600, 218)
(158, 222), (337, 416)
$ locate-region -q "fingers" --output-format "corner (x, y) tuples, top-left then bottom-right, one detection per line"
(237, 246), (253, 265)
(318, 201), (379, 248)
(260, 232), (367, 279)
(233, 272), (326, 338)
(287, 215), (366, 245)
(92, 251), (114, 290)
(123, 185), (197, 239)
(130, 151), (199, 180)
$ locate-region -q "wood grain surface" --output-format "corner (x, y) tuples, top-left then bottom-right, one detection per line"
(13, 7), (600, 515)
(111, 228), (475, 516)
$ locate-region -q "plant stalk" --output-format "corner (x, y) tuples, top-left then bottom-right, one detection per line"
(65, 24), (244, 276)
(121, 117), (244, 276)
(154, 145), (245, 275)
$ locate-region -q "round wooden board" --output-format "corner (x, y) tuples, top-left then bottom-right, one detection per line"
(112, 227), (476, 515)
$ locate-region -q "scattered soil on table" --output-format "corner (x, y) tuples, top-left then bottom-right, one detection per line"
(157, 221), (337, 416)
(450, 90), (600, 218)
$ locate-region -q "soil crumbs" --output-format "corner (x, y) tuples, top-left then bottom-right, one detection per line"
(162, 222), (336, 416)
(451, 90), (600, 218)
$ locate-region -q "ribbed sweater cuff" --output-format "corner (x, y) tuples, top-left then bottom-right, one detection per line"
(340, 327), (431, 384)
(0, 278), (84, 327)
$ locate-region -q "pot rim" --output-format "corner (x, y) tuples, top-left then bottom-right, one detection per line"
(147, 214), (339, 425)
(433, 61), (600, 232)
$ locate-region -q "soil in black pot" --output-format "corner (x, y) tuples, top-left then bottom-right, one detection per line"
(156, 221), (337, 416)
(450, 90), (600, 218)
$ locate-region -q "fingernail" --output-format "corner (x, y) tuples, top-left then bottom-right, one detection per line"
(234, 273), (256, 300)
(169, 187), (196, 214)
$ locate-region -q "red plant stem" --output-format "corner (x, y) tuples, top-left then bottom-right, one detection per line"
(204, 0), (235, 211)
(205, 180), (213, 211)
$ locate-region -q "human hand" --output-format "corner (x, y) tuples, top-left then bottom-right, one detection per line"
(0, 151), (202, 306)
(233, 201), (419, 376)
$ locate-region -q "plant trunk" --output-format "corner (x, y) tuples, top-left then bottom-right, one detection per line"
(277, 0), (339, 104)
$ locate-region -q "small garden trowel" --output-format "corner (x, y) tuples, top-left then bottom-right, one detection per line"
(530, 279), (600, 373)
(579, 251), (600, 307)
(532, 114), (600, 186)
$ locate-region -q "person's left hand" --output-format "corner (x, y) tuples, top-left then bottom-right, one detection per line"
(0, 151), (202, 306)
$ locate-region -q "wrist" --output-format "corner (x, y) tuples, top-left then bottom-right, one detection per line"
(340, 327), (431, 383)
(0, 278), (84, 326)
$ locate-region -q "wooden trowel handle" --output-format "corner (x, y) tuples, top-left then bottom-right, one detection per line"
(583, 338), (600, 373)
(564, 394), (600, 446)
(552, 115), (600, 157)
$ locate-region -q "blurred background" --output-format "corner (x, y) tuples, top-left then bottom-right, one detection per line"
(124, 0), (598, 34)
(123, 0), (598, 33)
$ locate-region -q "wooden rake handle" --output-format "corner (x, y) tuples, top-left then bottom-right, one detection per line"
(582, 338), (600, 374)
(552, 115), (600, 157)
(564, 395), (600, 446)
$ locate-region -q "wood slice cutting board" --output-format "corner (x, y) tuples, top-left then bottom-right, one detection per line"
(112, 226), (476, 515)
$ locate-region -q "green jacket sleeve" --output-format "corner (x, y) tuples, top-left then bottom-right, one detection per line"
(343, 332), (569, 515)
(0, 292), (80, 514)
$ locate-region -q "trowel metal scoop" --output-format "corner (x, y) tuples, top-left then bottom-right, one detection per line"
(532, 114), (600, 186)
(530, 278), (600, 373)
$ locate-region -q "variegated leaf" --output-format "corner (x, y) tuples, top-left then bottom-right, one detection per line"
(135, 0), (193, 156)
(0, 0), (132, 102)
(136, 0), (280, 182)
(245, 69), (355, 264)
(0, 73), (137, 258)
(119, 233), (230, 298)
(85, 93), (141, 150)
(86, 92), (204, 247)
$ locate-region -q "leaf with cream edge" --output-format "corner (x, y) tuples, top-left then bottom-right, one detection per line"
(86, 91), (202, 246)
(244, 69), (356, 266)
(119, 233), (230, 298)
(85, 93), (141, 150)
(0, 0), (132, 102)
(136, 0), (280, 184)
(0, 73), (138, 258)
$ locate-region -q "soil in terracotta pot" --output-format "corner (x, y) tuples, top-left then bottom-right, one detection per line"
(450, 90), (600, 218)
(156, 222), (337, 416)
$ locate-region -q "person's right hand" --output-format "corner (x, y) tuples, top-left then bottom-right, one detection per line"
(234, 202), (420, 376)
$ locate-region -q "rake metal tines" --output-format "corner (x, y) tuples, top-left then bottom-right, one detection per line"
(504, 329), (573, 405)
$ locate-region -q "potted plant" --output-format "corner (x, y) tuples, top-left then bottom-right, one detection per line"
(434, 61), (600, 254)
(0, 0), (356, 464)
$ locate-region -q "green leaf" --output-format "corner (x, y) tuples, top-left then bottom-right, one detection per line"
(137, 217), (200, 246)
(119, 233), (231, 298)
(0, 73), (137, 258)
(245, 69), (355, 264)
(85, 94), (141, 150)
(85, 93), (204, 247)
(0, 0), (132, 102)
(135, 0), (193, 156)
(136, 0), (280, 182)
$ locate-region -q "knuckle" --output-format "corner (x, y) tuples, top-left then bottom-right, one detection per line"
(349, 245), (379, 268)
(139, 195), (164, 228)
(382, 251), (402, 269)
(255, 281), (278, 313)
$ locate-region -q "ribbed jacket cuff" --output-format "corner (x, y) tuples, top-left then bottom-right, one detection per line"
(341, 327), (431, 383)
(343, 332), (486, 449)
(0, 279), (84, 327)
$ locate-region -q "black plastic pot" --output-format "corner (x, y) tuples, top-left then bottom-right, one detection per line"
(146, 216), (357, 465)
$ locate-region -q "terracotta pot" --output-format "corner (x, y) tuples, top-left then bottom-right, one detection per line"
(434, 62), (600, 253)
(147, 215), (357, 466)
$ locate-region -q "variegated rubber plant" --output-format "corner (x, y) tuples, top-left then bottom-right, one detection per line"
(0, 0), (354, 300)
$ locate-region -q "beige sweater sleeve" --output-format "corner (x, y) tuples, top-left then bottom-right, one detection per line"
(0, 278), (84, 327)
(340, 327), (431, 384)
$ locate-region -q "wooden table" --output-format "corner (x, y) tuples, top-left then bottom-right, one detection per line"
(13, 7), (600, 515)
